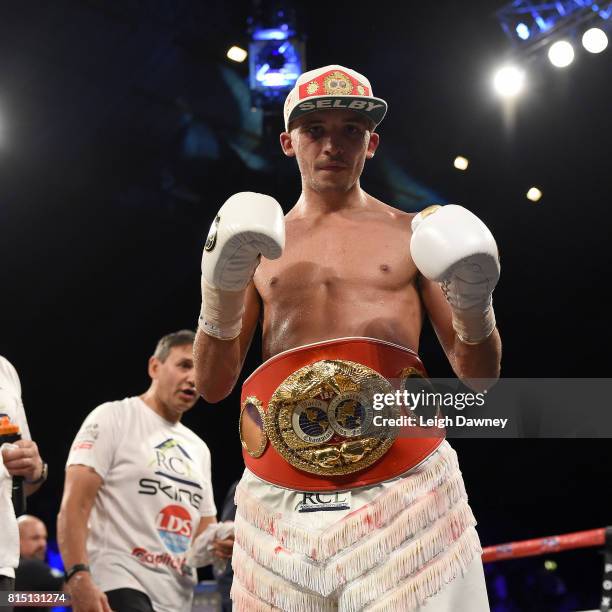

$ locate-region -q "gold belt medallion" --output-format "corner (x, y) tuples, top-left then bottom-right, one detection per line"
(265, 359), (397, 476)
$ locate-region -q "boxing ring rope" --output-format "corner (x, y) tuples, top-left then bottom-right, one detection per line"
(482, 526), (612, 611)
(482, 527), (608, 562)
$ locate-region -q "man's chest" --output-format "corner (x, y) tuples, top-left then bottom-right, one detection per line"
(255, 222), (416, 296)
(109, 427), (206, 513)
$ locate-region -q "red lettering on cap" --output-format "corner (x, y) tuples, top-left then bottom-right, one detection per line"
(298, 70), (370, 101)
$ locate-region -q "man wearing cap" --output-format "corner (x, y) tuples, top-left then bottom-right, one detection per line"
(195, 65), (500, 610)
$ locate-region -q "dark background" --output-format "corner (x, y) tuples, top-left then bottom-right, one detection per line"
(1, 1), (610, 608)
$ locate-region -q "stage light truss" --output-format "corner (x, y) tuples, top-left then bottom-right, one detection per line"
(496, 0), (612, 55)
(247, 3), (305, 108)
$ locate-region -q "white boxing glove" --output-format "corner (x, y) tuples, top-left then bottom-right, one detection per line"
(199, 192), (285, 340)
(410, 204), (500, 344)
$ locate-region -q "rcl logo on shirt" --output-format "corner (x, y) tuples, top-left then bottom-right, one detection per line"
(150, 438), (196, 480)
(156, 505), (193, 554)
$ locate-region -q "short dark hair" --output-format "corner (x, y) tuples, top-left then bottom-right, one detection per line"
(153, 330), (195, 363)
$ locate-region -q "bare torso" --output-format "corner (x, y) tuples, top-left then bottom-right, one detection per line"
(254, 195), (424, 360)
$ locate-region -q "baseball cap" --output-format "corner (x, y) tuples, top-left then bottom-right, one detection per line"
(283, 65), (388, 131)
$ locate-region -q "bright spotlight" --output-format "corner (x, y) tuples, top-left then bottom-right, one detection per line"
(227, 46), (248, 63)
(526, 187), (542, 202)
(453, 156), (469, 171)
(515, 23), (530, 40)
(548, 40), (575, 67)
(493, 65), (525, 98)
(582, 28), (608, 53)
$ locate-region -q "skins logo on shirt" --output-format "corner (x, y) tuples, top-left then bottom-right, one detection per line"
(156, 504), (193, 553)
(138, 477), (203, 510)
(139, 438), (204, 510)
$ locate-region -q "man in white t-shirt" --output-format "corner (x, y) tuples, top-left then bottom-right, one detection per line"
(0, 356), (48, 609)
(58, 330), (230, 612)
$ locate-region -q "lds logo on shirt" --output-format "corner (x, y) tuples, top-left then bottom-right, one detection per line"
(294, 491), (351, 513)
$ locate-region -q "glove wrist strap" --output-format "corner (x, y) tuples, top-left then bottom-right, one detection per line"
(452, 303), (496, 345)
(198, 278), (245, 341)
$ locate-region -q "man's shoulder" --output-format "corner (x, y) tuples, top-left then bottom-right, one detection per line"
(367, 196), (414, 224)
(0, 355), (20, 392)
(176, 423), (211, 454)
(177, 422), (210, 448)
(0, 354), (15, 373)
(83, 397), (136, 424)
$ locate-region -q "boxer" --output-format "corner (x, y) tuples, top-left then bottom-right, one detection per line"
(195, 65), (501, 611)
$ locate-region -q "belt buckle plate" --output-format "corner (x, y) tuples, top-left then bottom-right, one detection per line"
(265, 359), (397, 476)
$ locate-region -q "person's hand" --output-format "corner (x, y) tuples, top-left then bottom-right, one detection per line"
(1, 439), (43, 481)
(410, 204), (500, 344)
(67, 572), (113, 612)
(212, 535), (234, 560)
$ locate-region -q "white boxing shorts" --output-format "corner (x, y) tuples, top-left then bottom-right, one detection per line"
(230, 441), (490, 611)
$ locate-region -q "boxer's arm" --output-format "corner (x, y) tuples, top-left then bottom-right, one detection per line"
(195, 280), (261, 403)
(195, 192), (283, 402)
(419, 274), (501, 386)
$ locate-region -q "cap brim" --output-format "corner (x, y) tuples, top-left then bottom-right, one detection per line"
(286, 95), (388, 130)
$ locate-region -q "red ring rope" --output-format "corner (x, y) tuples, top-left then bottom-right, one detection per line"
(482, 528), (606, 563)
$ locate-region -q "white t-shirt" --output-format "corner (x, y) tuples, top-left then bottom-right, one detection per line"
(66, 397), (217, 612)
(0, 355), (31, 578)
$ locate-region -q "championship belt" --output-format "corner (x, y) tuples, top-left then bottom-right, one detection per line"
(239, 337), (444, 491)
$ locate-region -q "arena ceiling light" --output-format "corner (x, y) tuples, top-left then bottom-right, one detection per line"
(582, 27), (609, 53)
(493, 65), (526, 98)
(496, 1), (612, 77)
(515, 22), (531, 40)
(453, 156), (469, 171)
(526, 187), (543, 202)
(548, 40), (575, 67)
(227, 46), (248, 63)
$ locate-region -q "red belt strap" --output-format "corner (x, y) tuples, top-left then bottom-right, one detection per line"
(241, 337), (444, 491)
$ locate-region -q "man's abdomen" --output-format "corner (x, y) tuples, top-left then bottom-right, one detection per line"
(262, 291), (422, 360)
